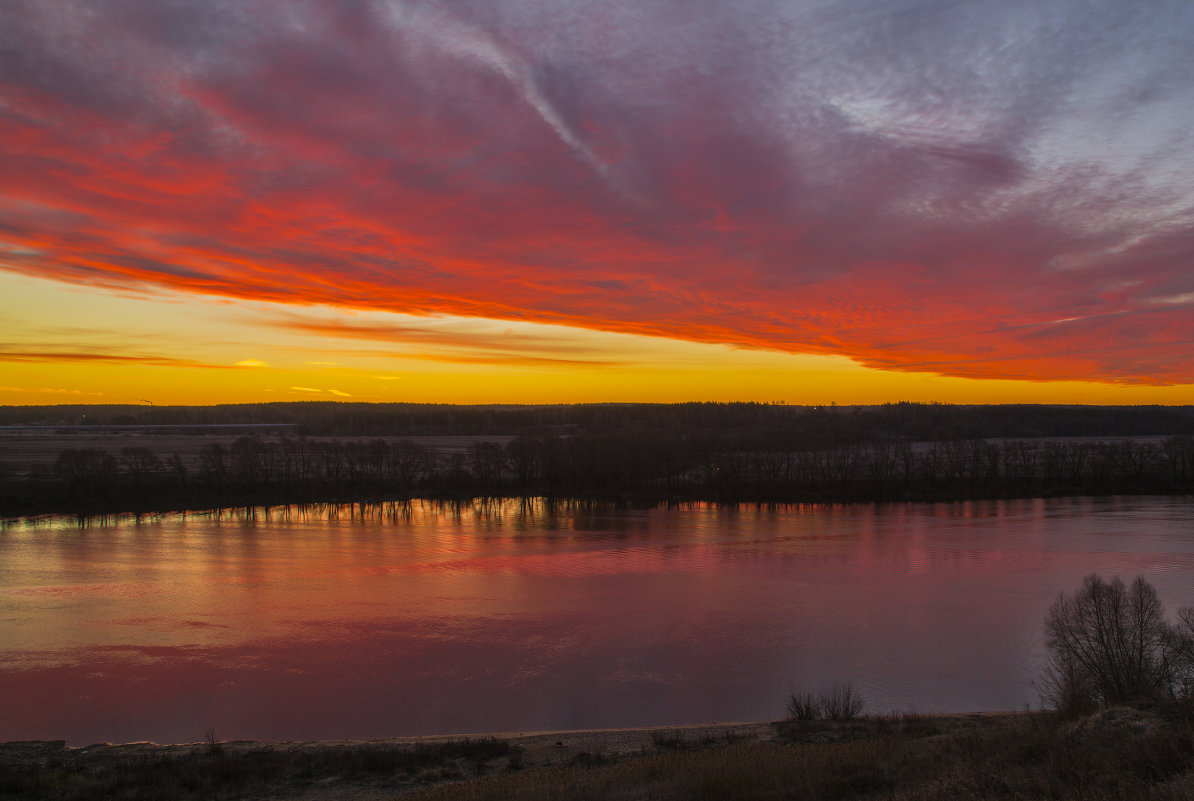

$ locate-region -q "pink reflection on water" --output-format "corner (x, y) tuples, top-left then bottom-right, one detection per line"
(2, 497), (1193, 744)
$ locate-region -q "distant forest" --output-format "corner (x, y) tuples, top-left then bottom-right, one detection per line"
(2, 402), (1192, 517)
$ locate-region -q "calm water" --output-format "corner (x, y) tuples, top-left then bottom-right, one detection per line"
(2, 496), (1193, 745)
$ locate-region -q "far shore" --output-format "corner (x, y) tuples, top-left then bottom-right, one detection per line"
(5, 400), (1192, 519)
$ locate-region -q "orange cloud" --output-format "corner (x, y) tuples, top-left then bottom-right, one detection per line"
(2, 1), (1193, 386)
(274, 317), (627, 366)
(0, 349), (239, 369)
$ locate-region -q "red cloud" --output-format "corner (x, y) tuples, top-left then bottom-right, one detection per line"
(2, 1), (1193, 385)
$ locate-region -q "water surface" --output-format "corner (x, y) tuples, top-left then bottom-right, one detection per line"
(2, 496), (1192, 744)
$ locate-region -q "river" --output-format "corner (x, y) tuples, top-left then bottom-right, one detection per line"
(2, 495), (1192, 744)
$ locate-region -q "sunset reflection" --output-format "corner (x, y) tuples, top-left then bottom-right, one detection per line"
(4, 497), (1194, 744)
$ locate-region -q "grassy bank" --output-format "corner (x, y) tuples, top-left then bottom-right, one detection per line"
(0, 737), (513, 801)
(5, 710), (1194, 800)
(409, 711), (1194, 801)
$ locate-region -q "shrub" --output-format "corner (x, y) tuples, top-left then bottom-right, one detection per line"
(204, 728), (223, 756)
(786, 688), (821, 721)
(785, 683), (865, 721)
(821, 683), (866, 721)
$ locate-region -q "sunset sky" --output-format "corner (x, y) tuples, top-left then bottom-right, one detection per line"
(2, 0), (1193, 405)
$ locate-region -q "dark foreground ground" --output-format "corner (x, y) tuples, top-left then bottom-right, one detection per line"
(4, 709), (1193, 800)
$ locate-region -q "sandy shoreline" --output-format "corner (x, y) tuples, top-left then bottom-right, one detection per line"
(3, 719), (778, 759)
(4, 712), (1032, 765)
(8, 712), (1103, 801)
(5, 711), (1035, 754)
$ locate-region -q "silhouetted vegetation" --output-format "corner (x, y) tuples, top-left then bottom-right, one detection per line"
(2, 402), (1193, 516)
(1040, 574), (1194, 716)
(786, 683), (866, 722)
(406, 712), (1194, 801)
(787, 688), (823, 721)
(6, 400), (1194, 440)
(10, 712), (1194, 800)
(0, 737), (514, 800)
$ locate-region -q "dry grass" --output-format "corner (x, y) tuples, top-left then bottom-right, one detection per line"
(406, 711), (1194, 801)
(5, 711), (1194, 800)
(0, 737), (513, 800)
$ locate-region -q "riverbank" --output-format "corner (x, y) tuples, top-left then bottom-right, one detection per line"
(5, 709), (1193, 800)
(3, 411), (1191, 519)
(5, 484), (1193, 523)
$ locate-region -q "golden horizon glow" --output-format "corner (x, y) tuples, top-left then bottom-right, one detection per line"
(4, 3), (1194, 396)
(4, 273), (1193, 407)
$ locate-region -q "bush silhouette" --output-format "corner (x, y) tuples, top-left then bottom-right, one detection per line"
(1041, 574), (1194, 715)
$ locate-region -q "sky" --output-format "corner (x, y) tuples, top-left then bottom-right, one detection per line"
(2, 0), (1193, 406)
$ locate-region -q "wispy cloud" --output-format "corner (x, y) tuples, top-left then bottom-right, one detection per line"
(290, 386), (351, 397)
(394, 352), (621, 368)
(1, 1), (1193, 384)
(0, 385), (103, 396)
(275, 315), (628, 366)
(0, 348), (238, 369)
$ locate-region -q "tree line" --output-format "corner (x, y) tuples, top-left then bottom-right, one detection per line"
(4, 430), (1192, 516)
(6, 401), (1194, 441)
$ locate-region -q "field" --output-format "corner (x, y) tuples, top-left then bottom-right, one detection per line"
(0, 430), (512, 477)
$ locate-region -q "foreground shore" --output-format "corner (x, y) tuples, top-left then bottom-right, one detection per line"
(6, 709), (1193, 800)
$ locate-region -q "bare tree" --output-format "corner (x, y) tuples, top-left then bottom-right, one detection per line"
(120, 446), (161, 494)
(468, 441), (506, 486)
(1041, 574), (1172, 714)
(54, 448), (118, 498)
(1167, 607), (1194, 701)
